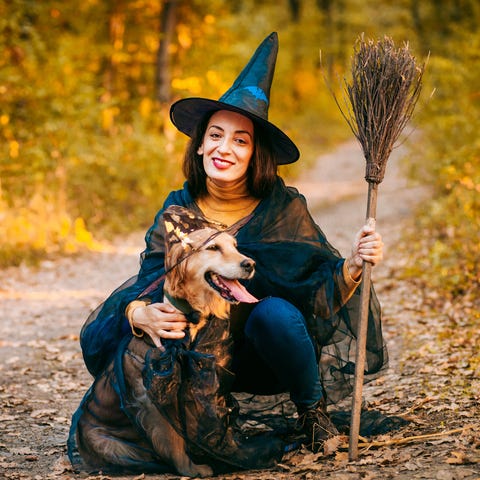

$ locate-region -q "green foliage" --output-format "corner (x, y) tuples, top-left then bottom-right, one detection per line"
(405, 13), (480, 298)
(0, 0), (180, 264)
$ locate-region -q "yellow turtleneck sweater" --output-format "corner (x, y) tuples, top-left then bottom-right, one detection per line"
(196, 176), (261, 227)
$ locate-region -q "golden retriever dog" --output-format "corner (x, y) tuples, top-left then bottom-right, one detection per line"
(162, 208), (258, 341)
(73, 206), (271, 478)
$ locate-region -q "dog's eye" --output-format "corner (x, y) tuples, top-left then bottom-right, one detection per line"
(206, 244), (220, 251)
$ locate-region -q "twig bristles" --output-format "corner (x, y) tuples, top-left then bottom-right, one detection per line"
(335, 35), (424, 184)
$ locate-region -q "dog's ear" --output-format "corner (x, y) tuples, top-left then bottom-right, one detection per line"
(165, 241), (188, 288)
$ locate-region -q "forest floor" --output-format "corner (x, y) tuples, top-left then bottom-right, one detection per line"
(1, 140), (479, 480)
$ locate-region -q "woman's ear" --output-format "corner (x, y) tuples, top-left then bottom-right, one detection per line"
(197, 143), (204, 155)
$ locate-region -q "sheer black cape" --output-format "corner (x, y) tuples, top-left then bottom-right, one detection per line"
(68, 176), (387, 472)
(79, 176), (386, 401)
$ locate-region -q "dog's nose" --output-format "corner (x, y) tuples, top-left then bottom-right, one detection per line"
(241, 259), (255, 274)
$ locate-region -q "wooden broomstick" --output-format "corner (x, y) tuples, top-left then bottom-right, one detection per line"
(333, 35), (424, 461)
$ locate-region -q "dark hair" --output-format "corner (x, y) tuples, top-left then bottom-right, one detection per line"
(182, 110), (278, 198)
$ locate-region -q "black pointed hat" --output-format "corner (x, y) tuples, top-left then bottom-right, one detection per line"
(169, 32), (299, 165)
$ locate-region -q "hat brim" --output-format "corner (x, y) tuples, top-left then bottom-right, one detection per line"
(170, 98), (299, 165)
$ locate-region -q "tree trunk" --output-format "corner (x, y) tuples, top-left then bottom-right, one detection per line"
(156, 0), (178, 104)
(288, 0), (301, 22)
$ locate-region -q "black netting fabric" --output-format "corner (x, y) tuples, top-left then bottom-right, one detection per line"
(69, 176), (389, 474)
(142, 319), (285, 472)
(69, 321), (285, 474)
(78, 177), (387, 394)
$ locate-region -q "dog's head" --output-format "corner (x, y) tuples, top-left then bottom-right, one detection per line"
(162, 206), (258, 319)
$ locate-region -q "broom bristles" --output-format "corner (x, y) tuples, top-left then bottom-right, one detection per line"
(336, 35), (424, 183)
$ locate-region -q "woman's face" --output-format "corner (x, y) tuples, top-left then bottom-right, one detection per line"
(197, 110), (254, 187)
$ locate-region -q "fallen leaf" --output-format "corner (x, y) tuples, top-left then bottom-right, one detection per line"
(334, 451), (349, 464)
(51, 456), (74, 475)
(323, 435), (344, 456)
(361, 472), (378, 480)
(445, 450), (469, 464)
(402, 461), (419, 471)
(30, 409), (57, 419)
(0, 414), (18, 421)
(8, 447), (35, 455)
(435, 470), (456, 480)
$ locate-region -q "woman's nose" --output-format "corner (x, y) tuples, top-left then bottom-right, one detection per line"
(217, 138), (232, 154)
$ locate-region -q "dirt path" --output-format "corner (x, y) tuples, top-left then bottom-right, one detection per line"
(1, 141), (479, 480)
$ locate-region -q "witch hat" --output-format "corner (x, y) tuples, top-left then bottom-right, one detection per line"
(170, 32), (299, 165)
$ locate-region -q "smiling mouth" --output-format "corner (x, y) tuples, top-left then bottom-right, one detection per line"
(205, 272), (258, 303)
(212, 158), (234, 167)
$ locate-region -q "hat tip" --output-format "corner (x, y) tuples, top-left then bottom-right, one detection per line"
(268, 31), (278, 42)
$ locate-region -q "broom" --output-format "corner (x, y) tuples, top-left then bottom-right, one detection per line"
(332, 35), (424, 461)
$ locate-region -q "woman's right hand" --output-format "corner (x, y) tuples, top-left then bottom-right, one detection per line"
(131, 303), (187, 350)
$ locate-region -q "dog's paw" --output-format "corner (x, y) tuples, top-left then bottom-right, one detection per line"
(179, 463), (213, 478)
(197, 464), (214, 478)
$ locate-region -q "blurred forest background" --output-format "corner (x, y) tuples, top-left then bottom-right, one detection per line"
(0, 0), (479, 306)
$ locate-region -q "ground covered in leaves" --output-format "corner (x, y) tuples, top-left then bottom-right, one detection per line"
(1, 141), (479, 480)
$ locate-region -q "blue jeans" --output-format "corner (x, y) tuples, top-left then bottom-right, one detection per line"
(231, 297), (323, 409)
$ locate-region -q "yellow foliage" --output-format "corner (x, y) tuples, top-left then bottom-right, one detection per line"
(63, 63), (73, 76)
(206, 70), (230, 96)
(9, 140), (19, 158)
(204, 15), (215, 25)
(144, 33), (159, 53)
(459, 176), (475, 189)
(177, 24), (192, 49)
(171, 76), (203, 95)
(0, 114), (9, 125)
(101, 107), (120, 132)
(111, 51), (130, 64)
(74, 217), (93, 243)
(0, 188), (104, 265)
(293, 70), (319, 98)
(139, 97), (152, 118)
(59, 216), (72, 238)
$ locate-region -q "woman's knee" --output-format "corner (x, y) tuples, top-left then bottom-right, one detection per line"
(245, 297), (306, 338)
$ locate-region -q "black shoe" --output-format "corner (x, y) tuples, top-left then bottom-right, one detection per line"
(296, 399), (339, 453)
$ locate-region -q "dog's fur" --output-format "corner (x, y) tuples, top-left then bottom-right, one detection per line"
(75, 215), (256, 477)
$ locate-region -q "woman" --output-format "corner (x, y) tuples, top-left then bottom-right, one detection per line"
(71, 32), (385, 464)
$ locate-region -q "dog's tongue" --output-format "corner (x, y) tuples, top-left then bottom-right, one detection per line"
(222, 278), (258, 303)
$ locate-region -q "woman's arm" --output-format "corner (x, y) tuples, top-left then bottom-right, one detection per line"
(79, 206), (169, 376)
(79, 186), (195, 376)
(79, 256), (166, 376)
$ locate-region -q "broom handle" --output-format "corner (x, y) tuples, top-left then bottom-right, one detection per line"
(349, 181), (378, 461)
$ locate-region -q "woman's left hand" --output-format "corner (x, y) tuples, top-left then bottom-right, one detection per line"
(347, 218), (384, 280)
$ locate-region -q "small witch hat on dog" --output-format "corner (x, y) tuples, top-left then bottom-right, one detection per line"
(162, 206), (251, 258)
(170, 32), (299, 165)
(162, 206), (214, 262)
